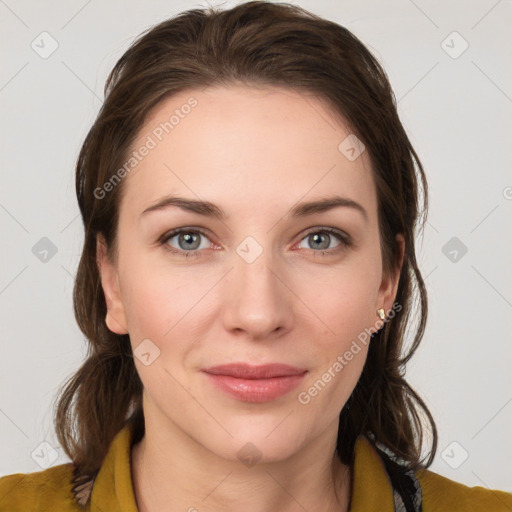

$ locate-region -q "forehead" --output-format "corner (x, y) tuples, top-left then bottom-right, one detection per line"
(119, 85), (377, 221)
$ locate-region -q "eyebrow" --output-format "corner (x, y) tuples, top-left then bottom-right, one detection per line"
(140, 195), (368, 221)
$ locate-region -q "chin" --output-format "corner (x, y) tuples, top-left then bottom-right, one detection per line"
(197, 416), (308, 465)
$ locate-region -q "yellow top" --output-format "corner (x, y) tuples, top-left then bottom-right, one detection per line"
(1, 424), (511, 511)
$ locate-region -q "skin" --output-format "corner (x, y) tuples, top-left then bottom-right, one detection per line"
(97, 84), (404, 512)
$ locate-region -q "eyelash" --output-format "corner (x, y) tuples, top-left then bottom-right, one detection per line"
(157, 227), (353, 259)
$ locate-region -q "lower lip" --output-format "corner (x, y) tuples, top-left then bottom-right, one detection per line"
(203, 372), (307, 403)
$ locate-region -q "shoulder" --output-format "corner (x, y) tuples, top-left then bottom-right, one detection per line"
(367, 436), (512, 512)
(417, 468), (512, 512)
(0, 463), (82, 511)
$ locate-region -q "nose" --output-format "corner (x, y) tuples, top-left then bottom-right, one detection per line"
(220, 247), (294, 341)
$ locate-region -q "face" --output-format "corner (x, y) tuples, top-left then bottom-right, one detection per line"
(97, 84), (403, 463)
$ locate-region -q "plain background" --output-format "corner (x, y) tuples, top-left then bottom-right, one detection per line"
(1, 0), (511, 493)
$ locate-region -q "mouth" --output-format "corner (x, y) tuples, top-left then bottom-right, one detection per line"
(202, 363), (308, 403)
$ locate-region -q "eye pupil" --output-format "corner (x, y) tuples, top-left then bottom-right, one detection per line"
(179, 232), (200, 250)
(309, 233), (329, 250)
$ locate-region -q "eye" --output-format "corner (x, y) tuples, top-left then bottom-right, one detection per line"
(296, 227), (352, 256)
(159, 228), (213, 257)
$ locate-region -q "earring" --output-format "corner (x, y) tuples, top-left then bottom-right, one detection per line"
(377, 308), (386, 320)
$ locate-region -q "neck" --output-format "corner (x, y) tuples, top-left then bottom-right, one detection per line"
(131, 417), (352, 512)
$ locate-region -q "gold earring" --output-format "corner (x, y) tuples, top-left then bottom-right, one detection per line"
(377, 308), (386, 320)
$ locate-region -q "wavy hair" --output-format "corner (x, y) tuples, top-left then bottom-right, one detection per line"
(54, 0), (437, 482)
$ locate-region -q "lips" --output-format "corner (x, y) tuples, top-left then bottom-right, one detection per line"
(202, 363), (308, 403)
(203, 363), (307, 379)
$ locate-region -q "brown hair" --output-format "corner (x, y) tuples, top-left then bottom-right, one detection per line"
(54, 0), (437, 483)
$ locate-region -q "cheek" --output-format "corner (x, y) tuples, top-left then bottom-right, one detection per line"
(117, 245), (198, 335)
(292, 260), (379, 403)
(119, 271), (168, 341)
(118, 267), (202, 393)
(295, 259), (381, 340)
(117, 256), (226, 370)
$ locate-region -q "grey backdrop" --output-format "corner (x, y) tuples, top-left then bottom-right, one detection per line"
(1, 0), (511, 492)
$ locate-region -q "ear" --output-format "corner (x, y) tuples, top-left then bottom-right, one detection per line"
(96, 234), (129, 335)
(376, 233), (405, 317)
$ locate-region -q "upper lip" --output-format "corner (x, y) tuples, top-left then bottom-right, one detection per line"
(202, 363), (307, 379)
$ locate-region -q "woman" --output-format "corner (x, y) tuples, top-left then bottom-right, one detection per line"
(0, 2), (510, 511)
